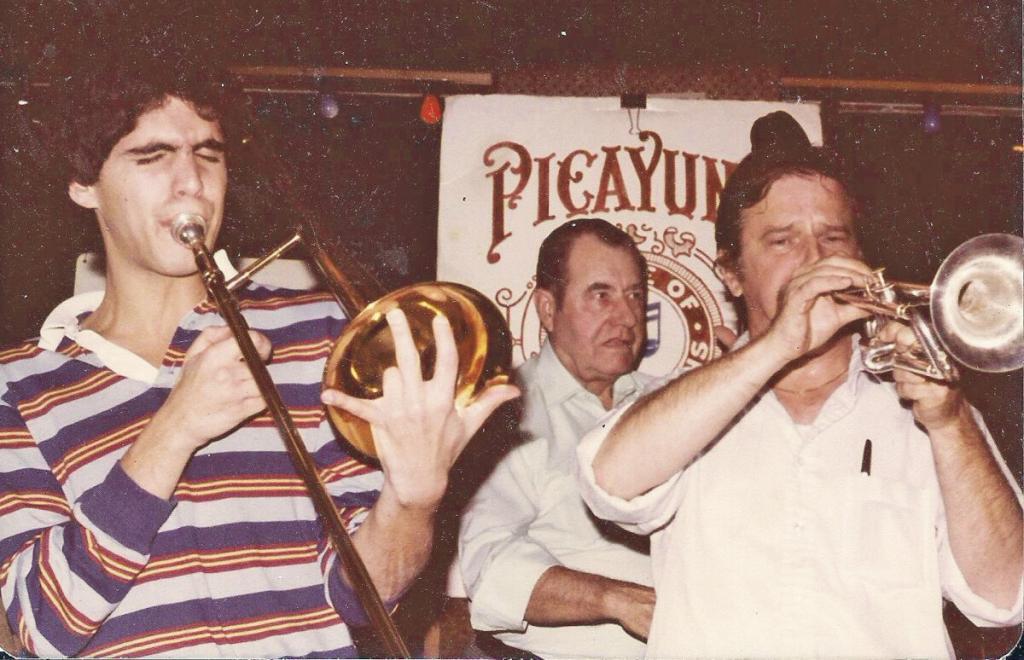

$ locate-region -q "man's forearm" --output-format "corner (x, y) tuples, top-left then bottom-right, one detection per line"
(930, 409), (1023, 609)
(594, 333), (788, 499)
(0, 461), (175, 656)
(524, 566), (649, 630)
(351, 488), (436, 601)
(120, 421), (195, 500)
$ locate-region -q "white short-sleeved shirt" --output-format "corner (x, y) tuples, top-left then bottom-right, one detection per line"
(577, 340), (1023, 659)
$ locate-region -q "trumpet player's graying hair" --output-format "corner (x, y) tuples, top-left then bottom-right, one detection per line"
(55, 49), (241, 187)
(716, 111), (859, 270)
(536, 218), (647, 305)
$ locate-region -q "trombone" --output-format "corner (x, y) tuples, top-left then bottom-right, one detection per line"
(171, 213), (512, 657)
(833, 233), (1023, 381)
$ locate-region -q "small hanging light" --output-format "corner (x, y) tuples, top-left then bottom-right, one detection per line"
(420, 93), (442, 125)
(319, 93), (340, 120)
(922, 102), (941, 134)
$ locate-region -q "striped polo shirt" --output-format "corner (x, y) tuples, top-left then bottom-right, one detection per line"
(0, 285), (384, 657)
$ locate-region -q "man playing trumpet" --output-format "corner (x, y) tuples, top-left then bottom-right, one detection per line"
(577, 111), (1022, 658)
(0, 53), (516, 657)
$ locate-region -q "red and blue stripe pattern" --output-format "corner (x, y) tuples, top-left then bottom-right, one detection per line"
(0, 286), (382, 657)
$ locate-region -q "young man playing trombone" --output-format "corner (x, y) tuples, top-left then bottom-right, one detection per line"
(0, 55), (516, 657)
(577, 111), (1023, 658)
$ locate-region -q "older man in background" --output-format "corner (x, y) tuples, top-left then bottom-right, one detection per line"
(457, 218), (656, 658)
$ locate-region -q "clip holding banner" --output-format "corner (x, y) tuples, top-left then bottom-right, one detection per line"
(620, 93), (647, 109)
(621, 93), (647, 135)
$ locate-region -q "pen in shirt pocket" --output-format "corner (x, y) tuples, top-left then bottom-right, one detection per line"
(860, 439), (872, 476)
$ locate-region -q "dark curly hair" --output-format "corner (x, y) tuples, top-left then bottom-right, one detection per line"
(55, 50), (242, 186)
(535, 218), (647, 305)
(715, 111), (858, 272)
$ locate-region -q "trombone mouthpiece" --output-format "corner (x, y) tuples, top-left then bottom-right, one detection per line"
(171, 213), (207, 247)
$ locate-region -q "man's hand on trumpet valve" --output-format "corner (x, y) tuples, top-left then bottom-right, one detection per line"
(877, 320), (971, 432)
(322, 309), (520, 510)
(762, 256), (874, 361)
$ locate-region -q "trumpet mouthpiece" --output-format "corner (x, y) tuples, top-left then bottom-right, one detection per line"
(171, 213), (207, 247)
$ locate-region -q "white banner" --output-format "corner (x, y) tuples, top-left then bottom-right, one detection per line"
(438, 96), (821, 376)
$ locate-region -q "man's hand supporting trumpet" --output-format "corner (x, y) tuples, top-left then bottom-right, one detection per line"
(880, 321), (1023, 607)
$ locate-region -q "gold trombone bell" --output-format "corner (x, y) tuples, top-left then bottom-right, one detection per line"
(324, 282), (512, 458)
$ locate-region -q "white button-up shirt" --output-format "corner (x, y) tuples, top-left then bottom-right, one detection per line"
(459, 343), (654, 658)
(577, 339), (1022, 659)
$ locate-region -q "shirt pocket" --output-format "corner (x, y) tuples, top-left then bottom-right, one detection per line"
(836, 474), (931, 590)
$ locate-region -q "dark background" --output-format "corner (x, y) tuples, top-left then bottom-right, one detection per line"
(1, 1), (1021, 657)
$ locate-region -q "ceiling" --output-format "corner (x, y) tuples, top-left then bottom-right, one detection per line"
(2, 1), (1021, 93)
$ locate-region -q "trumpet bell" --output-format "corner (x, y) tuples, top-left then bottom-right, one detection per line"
(323, 282), (513, 458)
(931, 233), (1024, 373)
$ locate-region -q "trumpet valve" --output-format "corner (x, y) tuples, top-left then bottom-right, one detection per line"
(864, 268), (895, 302)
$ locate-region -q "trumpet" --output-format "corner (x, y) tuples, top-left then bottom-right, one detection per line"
(833, 233), (1023, 381)
(171, 213), (512, 657)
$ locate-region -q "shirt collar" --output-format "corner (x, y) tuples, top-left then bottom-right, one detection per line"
(534, 341), (642, 408)
(35, 250), (239, 384)
(38, 290), (105, 351)
(729, 330), (870, 427)
(728, 330), (865, 384)
(37, 290), (161, 383)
